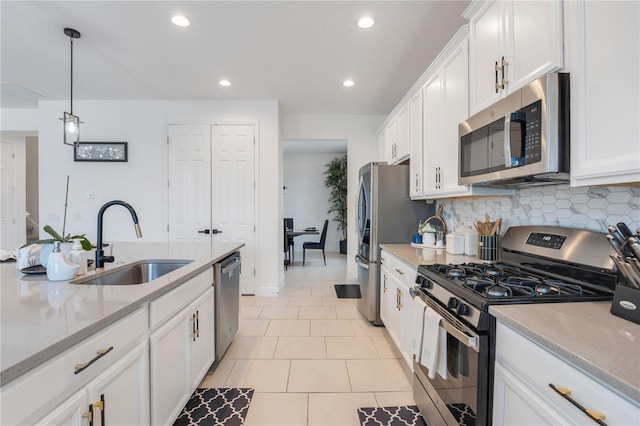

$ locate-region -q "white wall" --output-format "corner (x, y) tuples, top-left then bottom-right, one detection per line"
(24, 100), (281, 296)
(282, 114), (385, 280)
(283, 151), (345, 256)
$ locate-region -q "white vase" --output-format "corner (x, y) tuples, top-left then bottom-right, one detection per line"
(40, 242), (73, 267)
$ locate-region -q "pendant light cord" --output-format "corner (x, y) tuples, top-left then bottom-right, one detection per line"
(70, 36), (74, 115)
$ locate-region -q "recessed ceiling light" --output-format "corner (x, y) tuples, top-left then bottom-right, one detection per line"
(171, 15), (190, 27)
(219, 79), (232, 87)
(357, 16), (375, 29)
(343, 80), (355, 87)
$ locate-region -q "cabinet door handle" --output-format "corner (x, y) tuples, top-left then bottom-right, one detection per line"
(398, 290), (403, 309)
(190, 314), (196, 342)
(415, 173), (419, 193)
(383, 275), (388, 292)
(92, 394), (105, 426)
(549, 383), (608, 426)
(82, 405), (94, 426)
(196, 310), (200, 338)
(495, 61), (500, 92)
(396, 288), (400, 310)
(501, 56), (508, 89)
(74, 346), (114, 374)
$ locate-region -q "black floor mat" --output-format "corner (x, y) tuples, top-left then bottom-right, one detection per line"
(334, 284), (361, 298)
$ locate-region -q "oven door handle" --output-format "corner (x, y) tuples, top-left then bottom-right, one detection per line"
(412, 287), (479, 351)
(439, 320), (478, 351)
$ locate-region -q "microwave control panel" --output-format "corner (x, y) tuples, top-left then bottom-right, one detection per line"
(521, 100), (542, 163)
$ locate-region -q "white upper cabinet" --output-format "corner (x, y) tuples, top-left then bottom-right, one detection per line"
(409, 90), (424, 197)
(466, 0), (564, 114)
(381, 105), (410, 164)
(418, 32), (512, 199)
(565, 0), (640, 187)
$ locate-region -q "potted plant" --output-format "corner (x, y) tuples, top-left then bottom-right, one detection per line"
(324, 155), (348, 254)
(20, 176), (91, 265)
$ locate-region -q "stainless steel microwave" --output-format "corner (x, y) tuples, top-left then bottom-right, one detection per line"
(458, 73), (570, 187)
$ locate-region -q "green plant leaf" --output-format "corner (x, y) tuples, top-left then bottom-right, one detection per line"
(43, 225), (64, 241)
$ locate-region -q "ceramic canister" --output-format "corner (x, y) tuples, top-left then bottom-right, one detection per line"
(445, 233), (465, 255)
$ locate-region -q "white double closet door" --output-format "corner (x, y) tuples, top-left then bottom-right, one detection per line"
(168, 124), (256, 295)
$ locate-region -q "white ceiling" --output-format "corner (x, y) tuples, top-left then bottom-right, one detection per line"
(0, 1), (469, 115)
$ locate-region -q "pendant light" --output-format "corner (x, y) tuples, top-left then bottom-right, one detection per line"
(60, 27), (82, 147)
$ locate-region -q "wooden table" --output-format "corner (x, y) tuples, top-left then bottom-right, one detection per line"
(285, 229), (319, 267)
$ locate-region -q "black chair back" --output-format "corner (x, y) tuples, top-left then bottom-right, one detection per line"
(319, 219), (329, 246)
(284, 218), (293, 231)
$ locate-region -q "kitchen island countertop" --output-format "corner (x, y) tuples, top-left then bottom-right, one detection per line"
(491, 302), (640, 404)
(1, 241), (243, 385)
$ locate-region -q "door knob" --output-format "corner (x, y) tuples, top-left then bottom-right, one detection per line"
(212, 229), (223, 234)
(198, 229), (210, 234)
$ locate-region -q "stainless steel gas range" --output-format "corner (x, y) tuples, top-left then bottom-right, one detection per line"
(412, 226), (619, 426)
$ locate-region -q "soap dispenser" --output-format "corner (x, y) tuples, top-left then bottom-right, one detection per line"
(46, 241), (79, 281)
(69, 239), (88, 276)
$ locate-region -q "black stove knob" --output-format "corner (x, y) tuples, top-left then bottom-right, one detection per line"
(456, 303), (470, 316)
(447, 297), (459, 309)
(415, 275), (432, 289)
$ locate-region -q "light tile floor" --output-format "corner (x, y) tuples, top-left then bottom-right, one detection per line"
(200, 252), (416, 425)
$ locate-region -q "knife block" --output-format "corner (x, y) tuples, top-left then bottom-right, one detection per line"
(610, 284), (640, 325)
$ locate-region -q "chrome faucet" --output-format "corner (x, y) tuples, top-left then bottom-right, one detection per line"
(95, 200), (142, 269)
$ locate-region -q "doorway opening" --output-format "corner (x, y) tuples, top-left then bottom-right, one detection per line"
(282, 139), (347, 277)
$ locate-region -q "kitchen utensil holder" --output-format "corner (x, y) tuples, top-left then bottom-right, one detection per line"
(478, 235), (500, 263)
(611, 284), (640, 325)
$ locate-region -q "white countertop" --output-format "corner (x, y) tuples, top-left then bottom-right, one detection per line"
(379, 243), (476, 268)
(491, 302), (640, 404)
(0, 241), (243, 386)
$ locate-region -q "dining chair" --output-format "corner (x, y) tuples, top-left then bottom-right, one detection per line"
(284, 218), (294, 262)
(303, 219), (329, 266)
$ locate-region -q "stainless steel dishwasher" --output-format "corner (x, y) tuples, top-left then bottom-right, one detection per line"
(214, 252), (241, 361)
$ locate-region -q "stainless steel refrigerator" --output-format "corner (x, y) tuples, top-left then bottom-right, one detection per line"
(355, 162), (434, 325)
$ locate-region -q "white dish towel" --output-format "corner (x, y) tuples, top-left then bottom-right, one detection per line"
(411, 297), (428, 363)
(419, 306), (448, 380)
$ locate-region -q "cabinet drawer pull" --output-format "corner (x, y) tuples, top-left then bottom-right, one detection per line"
(549, 383), (607, 425)
(395, 268), (404, 275)
(74, 346), (114, 374)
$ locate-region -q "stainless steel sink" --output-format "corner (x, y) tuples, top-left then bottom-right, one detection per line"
(71, 259), (193, 285)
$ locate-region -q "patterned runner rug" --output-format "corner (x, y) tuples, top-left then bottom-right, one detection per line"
(357, 405), (426, 426)
(357, 404), (476, 426)
(173, 388), (254, 426)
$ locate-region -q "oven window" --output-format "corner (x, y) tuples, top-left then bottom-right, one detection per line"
(416, 332), (480, 425)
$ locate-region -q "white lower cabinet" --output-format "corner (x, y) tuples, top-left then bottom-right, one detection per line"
(150, 287), (215, 425)
(1, 307), (148, 426)
(493, 321), (640, 426)
(380, 250), (417, 370)
(32, 339), (149, 426)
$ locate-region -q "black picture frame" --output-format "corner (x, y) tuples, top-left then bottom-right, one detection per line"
(74, 142), (128, 162)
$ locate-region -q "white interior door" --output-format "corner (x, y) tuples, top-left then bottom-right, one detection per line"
(1, 141), (18, 250)
(168, 124), (256, 295)
(212, 124), (256, 295)
(168, 124), (212, 258)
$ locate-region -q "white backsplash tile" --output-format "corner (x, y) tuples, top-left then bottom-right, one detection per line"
(438, 185), (639, 234)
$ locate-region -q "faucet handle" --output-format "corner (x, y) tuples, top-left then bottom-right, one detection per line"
(101, 255), (115, 264)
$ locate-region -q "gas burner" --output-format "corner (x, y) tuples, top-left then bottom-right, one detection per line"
(486, 284), (512, 298)
(463, 277), (495, 291)
(539, 279), (584, 295)
(447, 268), (466, 278)
(484, 267), (504, 277)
